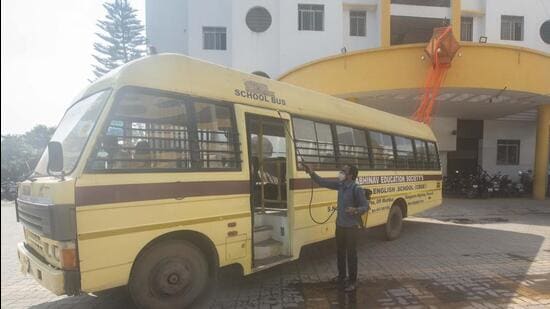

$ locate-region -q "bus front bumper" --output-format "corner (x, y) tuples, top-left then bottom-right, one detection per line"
(17, 242), (79, 296)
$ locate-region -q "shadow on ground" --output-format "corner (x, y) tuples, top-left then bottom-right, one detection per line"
(29, 217), (547, 308)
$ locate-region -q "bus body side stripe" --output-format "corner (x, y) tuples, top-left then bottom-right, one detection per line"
(289, 174), (442, 190)
(75, 180), (250, 206)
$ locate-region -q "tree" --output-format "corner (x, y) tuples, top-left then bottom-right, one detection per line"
(91, 0), (146, 79)
(1, 125), (56, 182)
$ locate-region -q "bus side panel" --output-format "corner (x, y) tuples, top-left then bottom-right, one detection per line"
(75, 180), (251, 293)
(289, 171), (442, 256)
(406, 178), (443, 216)
(289, 176), (338, 255)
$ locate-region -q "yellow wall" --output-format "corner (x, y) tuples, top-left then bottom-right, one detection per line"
(279, 44), (550, 98)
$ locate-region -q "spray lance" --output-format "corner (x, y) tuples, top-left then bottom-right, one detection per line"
(276, 110), (336, 224)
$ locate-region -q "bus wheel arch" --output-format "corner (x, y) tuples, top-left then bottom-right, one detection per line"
(394, 198), (408, 218)
(385, 199), (407, 241)
(132, 230), (220, 280)
(128, 230), (219, 308)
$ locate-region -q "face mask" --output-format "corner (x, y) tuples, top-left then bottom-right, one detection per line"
(338, 171), (346, 181)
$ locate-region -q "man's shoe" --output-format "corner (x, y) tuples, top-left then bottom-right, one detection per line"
(329, 276), (346, 285)
(344, 282), (356, 293)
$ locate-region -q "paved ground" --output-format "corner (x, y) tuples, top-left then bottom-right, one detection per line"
(2, 198), (549, 308)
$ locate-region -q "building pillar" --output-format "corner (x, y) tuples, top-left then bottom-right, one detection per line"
(380, 0), (391, 48)
(451, 0), (461, 39)
(533, 104), (550, 200)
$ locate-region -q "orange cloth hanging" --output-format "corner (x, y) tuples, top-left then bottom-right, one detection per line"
(413, 26), (460, 124)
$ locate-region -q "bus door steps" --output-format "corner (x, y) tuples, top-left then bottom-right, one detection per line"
(253, 255), (292, 271)
(254, 238), (282, 260)
(253, 225), (273, 244)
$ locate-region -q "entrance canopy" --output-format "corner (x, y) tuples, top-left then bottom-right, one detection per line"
(279, 43), (550, 121)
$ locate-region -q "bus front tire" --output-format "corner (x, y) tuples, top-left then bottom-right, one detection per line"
(129, 239), (209, 309)
(385, 205), (403, 241)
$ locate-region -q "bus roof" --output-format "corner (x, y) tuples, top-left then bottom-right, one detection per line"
(85, 54), (436, 141)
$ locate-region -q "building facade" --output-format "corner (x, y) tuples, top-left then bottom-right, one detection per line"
(146, 0), (550, 198)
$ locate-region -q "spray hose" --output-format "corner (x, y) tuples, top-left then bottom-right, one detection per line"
(276, 111), (336, 225)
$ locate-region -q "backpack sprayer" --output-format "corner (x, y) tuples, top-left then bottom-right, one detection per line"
(276, 110), (337, 225)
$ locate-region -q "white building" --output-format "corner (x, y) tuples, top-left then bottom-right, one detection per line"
(146, 0), (550, 192)
(147, 0), (549, 78)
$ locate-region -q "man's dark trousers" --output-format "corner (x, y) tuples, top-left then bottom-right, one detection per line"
(335, 225), (358, 282)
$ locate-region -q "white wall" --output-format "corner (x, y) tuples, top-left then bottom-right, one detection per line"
(146, 0), (549, 76)
(146, 0), (188, 53)
(342, 5), (380, 51)
(481, 120), (536, 181)
(430, 117), (457, 152)
(278, 0), (344, 75)
(484, 0), (550, 52)
(231, 0), (281, 78)
(461, 0), (485, 12)
(430, 117), (458, 176)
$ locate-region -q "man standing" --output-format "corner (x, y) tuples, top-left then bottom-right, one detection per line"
(303, 164), (369, 292)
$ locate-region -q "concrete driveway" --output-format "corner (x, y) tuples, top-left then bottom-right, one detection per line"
(2, 198), (549, 308)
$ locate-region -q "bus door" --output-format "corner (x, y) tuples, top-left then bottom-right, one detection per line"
(246, 114), (292, 269)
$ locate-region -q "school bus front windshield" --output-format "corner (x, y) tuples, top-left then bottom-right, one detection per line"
(33, 90), (111, 176)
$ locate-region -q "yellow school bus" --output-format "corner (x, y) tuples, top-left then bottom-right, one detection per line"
(16, 54), (442, 308)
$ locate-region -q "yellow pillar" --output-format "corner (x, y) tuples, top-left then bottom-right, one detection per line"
(451, 0), (461, 40)
(380, 0), (391, 47)
(533, 104), (550, 200)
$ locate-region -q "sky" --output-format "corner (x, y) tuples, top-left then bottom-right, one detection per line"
(1, 0), (145, 135)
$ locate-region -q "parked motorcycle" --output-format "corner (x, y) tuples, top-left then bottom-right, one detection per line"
(518, 170), (533, 196)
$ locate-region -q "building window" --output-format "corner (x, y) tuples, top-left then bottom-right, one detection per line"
(293, 117), (336, 169)
(350, 10), (367, 37)
(501, 15), (524, 41)
(541, 20), (550, 44)
(203, 27), (227, 50)
(298, 4), (324, 31)
(246, 6), (272, 33)
(461, 16), (473, 41)
(497, 140), (520, 165)
(390, 16), (447, 45)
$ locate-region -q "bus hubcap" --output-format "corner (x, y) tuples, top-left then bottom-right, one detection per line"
(152, 259), (192, 296)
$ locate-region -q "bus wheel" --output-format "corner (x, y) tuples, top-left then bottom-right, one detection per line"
(385, 205), (403, 241)
(129, 239), (209, 309)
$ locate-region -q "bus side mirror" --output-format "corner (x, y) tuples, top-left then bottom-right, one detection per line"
(47, 141), (64, 173)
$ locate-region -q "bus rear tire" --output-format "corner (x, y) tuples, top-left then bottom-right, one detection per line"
(385, 205), (403, 241)
(129, 239), (209, 309)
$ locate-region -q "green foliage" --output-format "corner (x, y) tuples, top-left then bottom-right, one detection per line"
(1, 125), (55, 182)
(92, 0), (146, 79)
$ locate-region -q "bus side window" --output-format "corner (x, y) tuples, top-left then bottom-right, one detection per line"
(368, 131), (394, 169)
(191, 101), (240, 169)
(335, 125), (370, 170)
(414, 139), (429, 169)
(426, 141), (440, 170)
(88, 91), (192, 171)
(394, 136), (415, 170)
(293, 117), (337, 170)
